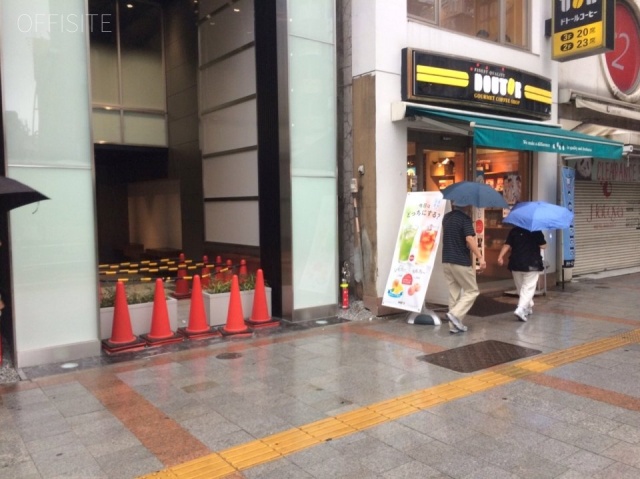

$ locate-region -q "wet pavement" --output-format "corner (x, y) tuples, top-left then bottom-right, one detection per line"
(1, 271), (640, 478)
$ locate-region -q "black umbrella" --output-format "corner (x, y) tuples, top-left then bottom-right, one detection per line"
(441, 181), (508, 208)
(0, 176), (49, 212)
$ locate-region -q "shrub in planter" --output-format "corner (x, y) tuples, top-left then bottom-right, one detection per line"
(99, 283), (178, 340)
(203, 274), (272, 327)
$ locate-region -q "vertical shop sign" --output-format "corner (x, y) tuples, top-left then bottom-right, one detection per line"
(561, 166), (576, 267)
(382, 192), (446, 313)
(552, 0), (615, 62)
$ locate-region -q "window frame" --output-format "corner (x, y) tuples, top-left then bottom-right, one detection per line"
(407, 0), (531, 51)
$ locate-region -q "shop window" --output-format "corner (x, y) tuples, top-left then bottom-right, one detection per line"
(407, 0), (529, 50)
(407, 142), (531, 281)
(476, 148), (531, 279)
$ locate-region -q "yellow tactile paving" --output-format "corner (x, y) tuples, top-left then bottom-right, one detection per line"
(137, 328), (640, 479)
(169, 454), (235, 479)
(262, 429), (318, 455)
(368, 398), (419, 419)
(300, 417), (356, 441)
(516, 360), (554, 373)
(219, 440), (282, 469)
(401, 391), (446, 409)
(335, 408), (388, 430)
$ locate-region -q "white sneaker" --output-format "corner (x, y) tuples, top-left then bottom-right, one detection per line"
(514, 308), (528, 322)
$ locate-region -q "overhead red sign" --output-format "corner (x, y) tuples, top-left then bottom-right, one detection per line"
(605, 3), (640, 94)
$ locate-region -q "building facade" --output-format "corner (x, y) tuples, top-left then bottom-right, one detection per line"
(343, 0), (627, 314)
(557, 0), (640, 277)
(0, 0), (340, 368)
(0, 0), (635, 368)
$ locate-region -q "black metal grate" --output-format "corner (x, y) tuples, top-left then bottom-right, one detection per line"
(417, 340), (541, 373)
(466, 294), (517, 317)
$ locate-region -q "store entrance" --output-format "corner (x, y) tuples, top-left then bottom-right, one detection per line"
(408, 130), (532, 282)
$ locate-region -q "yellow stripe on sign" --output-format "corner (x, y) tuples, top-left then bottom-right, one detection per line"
(524, 85), (551, 99)
(416, 65), (469, 87)
(524, 91), (552, 105)
(524, 85), (552, 104)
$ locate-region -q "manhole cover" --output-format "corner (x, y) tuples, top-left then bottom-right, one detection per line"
(417, 340), (541, 373)
(216, 352), (242, 360)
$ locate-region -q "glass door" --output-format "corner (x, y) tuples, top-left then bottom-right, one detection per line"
(407, 137), (533, 282)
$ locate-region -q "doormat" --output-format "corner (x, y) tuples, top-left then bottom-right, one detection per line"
(467, 294), (516, 317)
(417, 340), (541, 373)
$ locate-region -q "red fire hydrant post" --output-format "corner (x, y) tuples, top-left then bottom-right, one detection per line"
(340, 260), (350, 310)
(341, 281), (349, 309)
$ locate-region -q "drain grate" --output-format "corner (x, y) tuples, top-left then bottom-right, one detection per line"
(417, 340), (541, 373)
(466, 294), (517, 317)
(216, 352), (243, 360)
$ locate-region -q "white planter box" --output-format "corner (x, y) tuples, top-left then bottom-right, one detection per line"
(203, 287), (272, 327)
(100, 297), (179, 340)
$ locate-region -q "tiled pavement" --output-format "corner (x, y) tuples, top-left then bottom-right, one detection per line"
(1, 272), (640, 478)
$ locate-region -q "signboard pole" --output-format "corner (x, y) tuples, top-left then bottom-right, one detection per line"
(560, 166), (576, 289)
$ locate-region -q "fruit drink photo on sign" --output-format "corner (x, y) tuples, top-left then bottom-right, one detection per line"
(383, 192), (446, 313)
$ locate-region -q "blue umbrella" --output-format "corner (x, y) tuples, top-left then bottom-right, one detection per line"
(441, 181), (508, 208)
(503, 201), (573, 231)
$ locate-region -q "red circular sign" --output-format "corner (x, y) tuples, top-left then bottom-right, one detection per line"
(475, 219), (484, 234)
(605, 3), (640, 94)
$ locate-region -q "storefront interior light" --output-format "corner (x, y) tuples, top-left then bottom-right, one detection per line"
(433, 152), (454, 167)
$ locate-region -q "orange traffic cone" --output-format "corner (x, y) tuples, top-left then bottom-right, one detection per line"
(219, 275), (253, 337)
(102, 281), (146, 354)
(178, 275), (220, 339)
(172, 253), (191, 299)
(201, 255), (211, 288)
(141, 279), (183, 346)
(246, 269), (279, 329)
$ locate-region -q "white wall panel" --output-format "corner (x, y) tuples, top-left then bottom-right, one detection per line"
(288, 0), (338, 312)
(92, 110), (121, 143)
(288, 0), (335, 43)
(289, 37), (336, 175)
(199, 0), (254, 64)
(204, 201), (259, 245)
(203, 150), (258, 198)
(123, 112), (167, 146)
(200, 48), (256, 111)
(1, 0), (100, 367)
(201, 100), (257, 154)
(90, 43), (119, 104)
(291, 177), (337, 308)
(199, 0), (229, 19)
